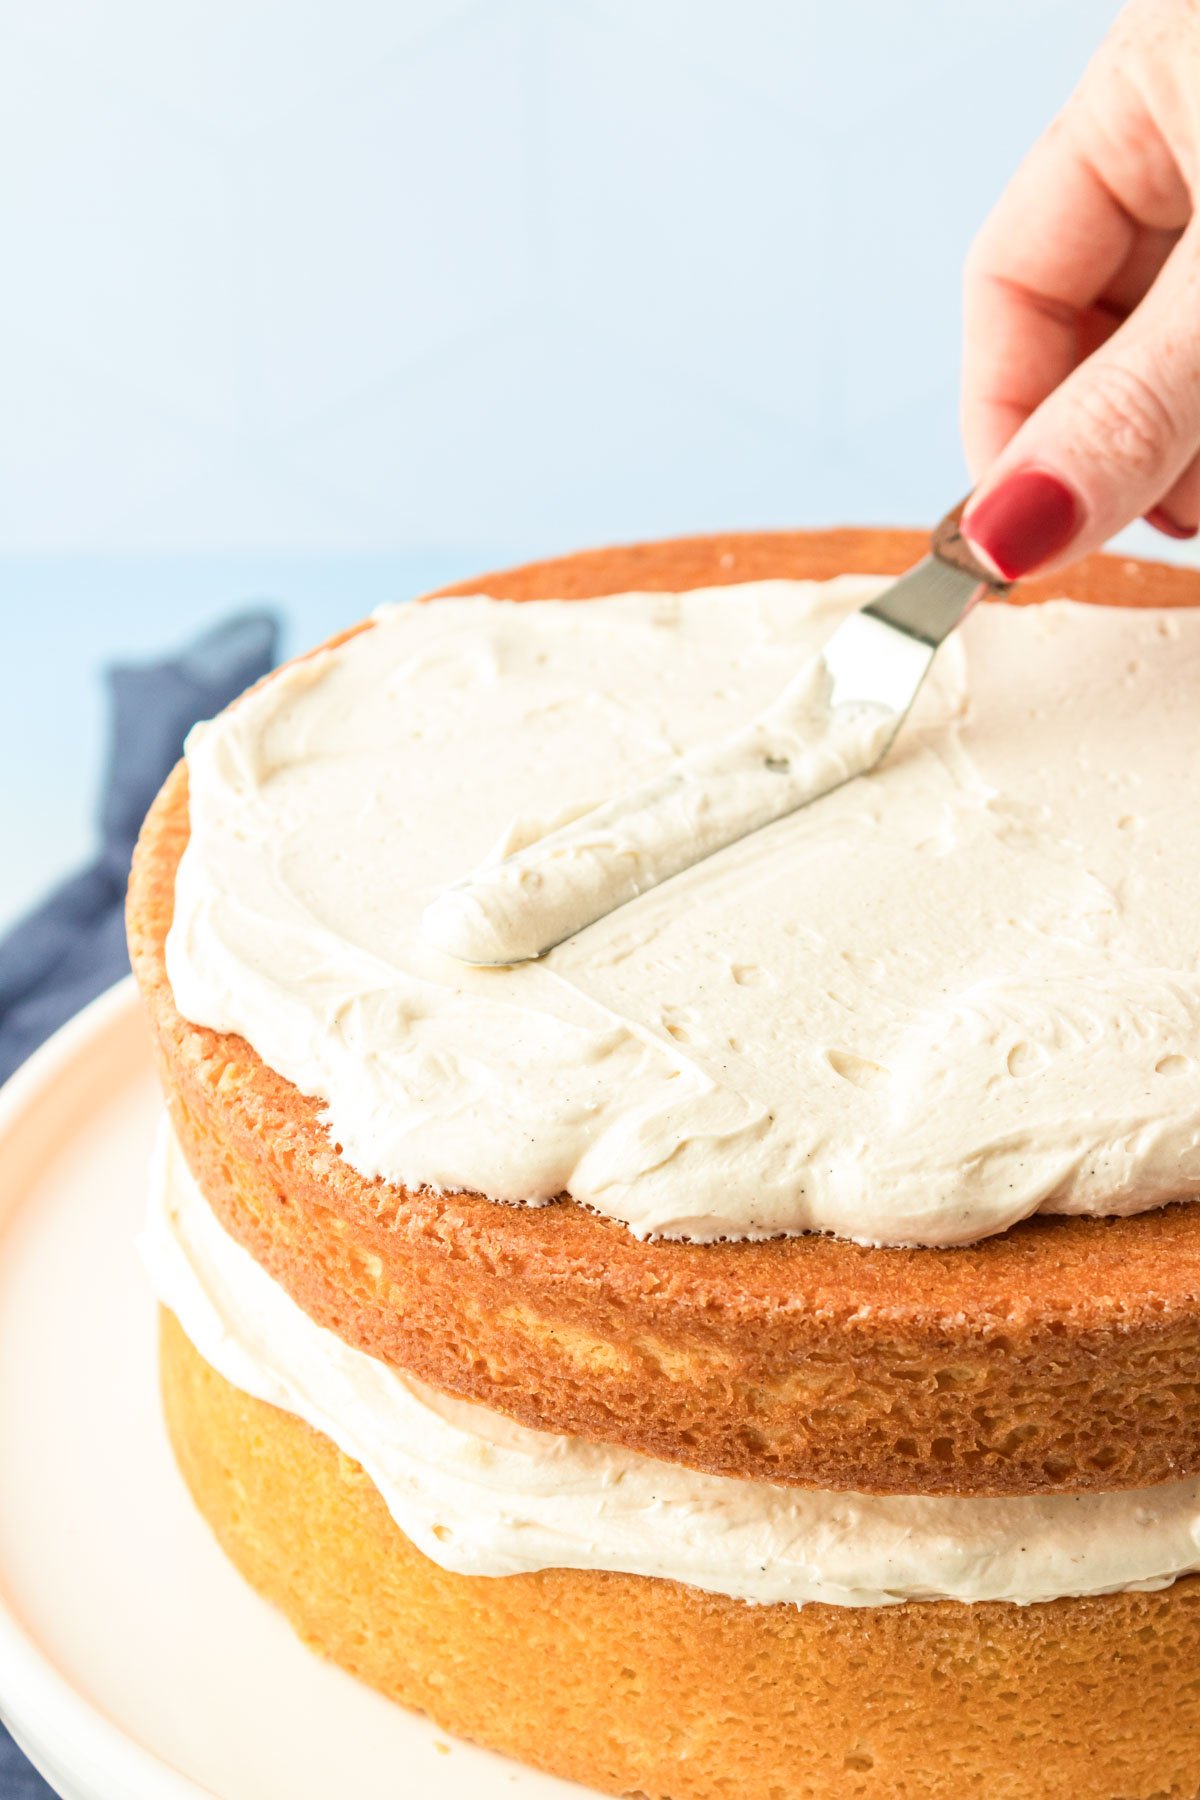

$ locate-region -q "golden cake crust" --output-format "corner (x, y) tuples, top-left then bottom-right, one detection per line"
(161, 1308), (1200, 1800)
(128, 529), (1200, 1498)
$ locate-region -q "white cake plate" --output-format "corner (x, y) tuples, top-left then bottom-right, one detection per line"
(0, 979), (590, 1800)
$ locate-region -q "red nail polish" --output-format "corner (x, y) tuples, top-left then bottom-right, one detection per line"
(1145, 505), (1199, 541)
(962, 468), (1084, 580)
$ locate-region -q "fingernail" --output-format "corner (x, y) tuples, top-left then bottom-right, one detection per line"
(1145, 505), (1199, 541)
(962, 467), (1084, 580)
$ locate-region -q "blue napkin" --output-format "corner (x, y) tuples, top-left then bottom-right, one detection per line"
(0, 1738), (52, 1800)
(0, 610), (278, 1796)
(0, 611), (277, 1086)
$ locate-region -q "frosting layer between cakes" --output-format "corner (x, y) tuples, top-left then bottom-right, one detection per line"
(143, 1123), (1200, 1610)
(166, 579), (1200, 1247)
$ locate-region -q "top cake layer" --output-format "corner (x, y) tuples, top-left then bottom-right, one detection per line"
(128, 534), (1200, 1495)
(167, 574), (1200, 1249)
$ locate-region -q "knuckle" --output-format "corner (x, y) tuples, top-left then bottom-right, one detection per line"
(1070, 359), (1178, 479)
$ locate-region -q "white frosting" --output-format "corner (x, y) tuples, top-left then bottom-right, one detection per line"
(422, 652), (895, 964)
(167, 579), (1200, 1248)
(143, 1122), (1200, 1610)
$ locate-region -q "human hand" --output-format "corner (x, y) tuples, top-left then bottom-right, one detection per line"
(960, 0), (1200, 579)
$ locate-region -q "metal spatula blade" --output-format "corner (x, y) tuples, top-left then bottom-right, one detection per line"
(423, 504), (1007, 967)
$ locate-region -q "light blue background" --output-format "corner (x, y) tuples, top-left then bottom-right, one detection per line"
(4, 0), (1192, 929)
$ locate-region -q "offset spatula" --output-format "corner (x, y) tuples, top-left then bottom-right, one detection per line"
(422, 503), (1009, 967)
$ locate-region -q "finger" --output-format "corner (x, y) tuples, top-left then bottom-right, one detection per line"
(1147, 449), (1200, 538)
(1076, 226), (1182, 358)
(962, 111), (1140, 477)
(1102, 224), (1182, 317)
(962, 37), (1191, 479)
(962, 223), (1200, 577)
(970, 225), (1182, 472)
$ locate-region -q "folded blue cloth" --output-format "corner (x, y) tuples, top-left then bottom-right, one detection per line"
(0, 1737), (52, 1800)
(0, 610), (278, 1796)
(0, 611), (277, 1086)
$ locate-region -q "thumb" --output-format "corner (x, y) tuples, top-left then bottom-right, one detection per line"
(962, 228), (1200, 579)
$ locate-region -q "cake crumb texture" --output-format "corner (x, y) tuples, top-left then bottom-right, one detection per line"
(128, 529), (1200, 1498)
(161, 1309), (1200, 1800)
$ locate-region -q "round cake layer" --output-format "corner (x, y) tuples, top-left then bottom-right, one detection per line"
(166, 547), (1200, 1249)
(145, 1118), (1200, 1608)
(161, 1309), (1200, 1800)
(128, 529), (1200, 1497)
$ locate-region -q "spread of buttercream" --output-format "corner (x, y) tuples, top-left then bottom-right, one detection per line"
(143, 1123), (1200, 1610)
(422, 652), (896, 964)
(166, 578), (1200, 1248)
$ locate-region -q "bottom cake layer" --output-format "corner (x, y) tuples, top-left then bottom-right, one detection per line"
(161, 1307), (1200, 1800)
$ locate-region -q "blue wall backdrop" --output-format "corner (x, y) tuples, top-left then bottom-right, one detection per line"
(7, 0), (1191, 931)
(1, 0), (1119, 554)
